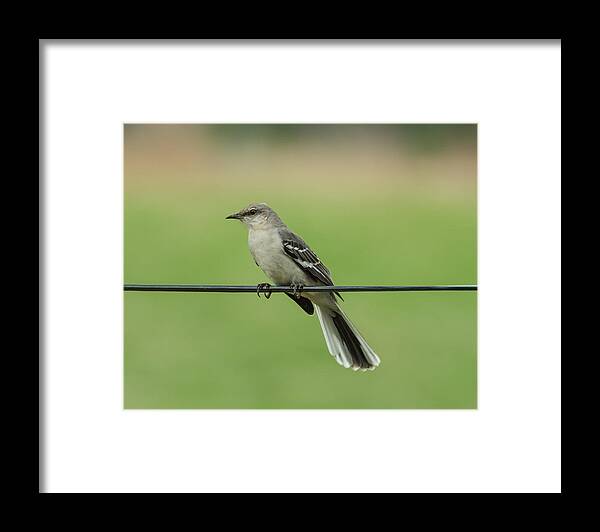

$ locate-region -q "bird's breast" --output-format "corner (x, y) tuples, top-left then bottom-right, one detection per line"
(248, 228), (300, 284)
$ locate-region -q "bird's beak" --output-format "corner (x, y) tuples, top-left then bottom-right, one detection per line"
(226, 212), (242, 220)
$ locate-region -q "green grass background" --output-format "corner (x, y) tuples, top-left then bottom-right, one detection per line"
(124, 125), (477, 409)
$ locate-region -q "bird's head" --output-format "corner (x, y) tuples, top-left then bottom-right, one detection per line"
(226, 203), (280, 229)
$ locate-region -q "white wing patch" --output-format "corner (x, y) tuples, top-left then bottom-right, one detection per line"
(282, 239), (334, 286)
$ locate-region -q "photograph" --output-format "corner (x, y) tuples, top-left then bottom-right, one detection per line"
(124, 124), (477, 409)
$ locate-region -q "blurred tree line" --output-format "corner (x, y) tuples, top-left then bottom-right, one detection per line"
(125, 124), (476, 155)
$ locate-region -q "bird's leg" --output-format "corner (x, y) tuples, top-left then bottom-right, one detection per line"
(290, 282), (304, 299)
(257, 282), (272, 299)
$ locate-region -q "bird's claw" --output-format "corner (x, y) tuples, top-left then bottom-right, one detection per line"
(290, 283), (304, 298)
(257, 283), (272, 299)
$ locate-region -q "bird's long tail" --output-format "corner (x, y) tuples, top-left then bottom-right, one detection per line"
(315, 305), (380, 371)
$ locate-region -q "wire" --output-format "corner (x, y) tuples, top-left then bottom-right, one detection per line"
(124, 284), (477, 293)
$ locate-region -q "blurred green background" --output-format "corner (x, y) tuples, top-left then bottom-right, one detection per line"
(124, 124), (477, 409)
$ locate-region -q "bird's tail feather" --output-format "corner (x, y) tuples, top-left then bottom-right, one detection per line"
(315, 305), (380, 371)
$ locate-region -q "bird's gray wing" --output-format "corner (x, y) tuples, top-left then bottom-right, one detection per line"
(280, 229), (343, 300)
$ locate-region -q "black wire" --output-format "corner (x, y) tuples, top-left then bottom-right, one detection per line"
(124, 284), (477, 293)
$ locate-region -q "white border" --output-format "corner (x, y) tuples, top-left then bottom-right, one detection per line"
(42, 41), (561, 493)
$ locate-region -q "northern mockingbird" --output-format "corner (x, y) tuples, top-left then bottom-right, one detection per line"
(226, 202), (380, 371)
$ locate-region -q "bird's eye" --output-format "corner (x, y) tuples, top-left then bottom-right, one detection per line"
(247, 209), (257, 215)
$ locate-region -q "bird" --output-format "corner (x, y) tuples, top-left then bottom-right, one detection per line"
(226, 202), (380, 371)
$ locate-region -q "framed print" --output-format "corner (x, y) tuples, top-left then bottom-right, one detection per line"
(40, 39), (561, 493)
